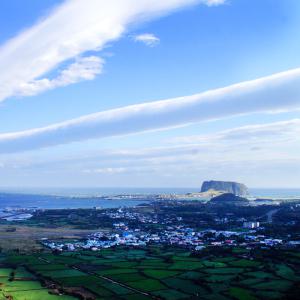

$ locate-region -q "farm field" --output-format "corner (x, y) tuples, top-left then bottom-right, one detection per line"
(0, 266), (77, 300)
(1, 246), (300, 299)
(0, 225), (99, 252)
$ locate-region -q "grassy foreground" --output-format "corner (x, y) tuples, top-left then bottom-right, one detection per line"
(0, 246), (300, 299)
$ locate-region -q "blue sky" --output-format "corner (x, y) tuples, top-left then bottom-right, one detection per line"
(0, 0), (300, 188)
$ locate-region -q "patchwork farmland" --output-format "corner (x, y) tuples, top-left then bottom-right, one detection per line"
(0, 246), (300, 299)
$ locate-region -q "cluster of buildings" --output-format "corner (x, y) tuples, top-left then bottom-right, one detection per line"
(41, 222), (295, 252)
(0, 207), (34, 221)
(243, 221), (260, 229)
(40, 202), (300, 253)
(106, 209), (162, 224)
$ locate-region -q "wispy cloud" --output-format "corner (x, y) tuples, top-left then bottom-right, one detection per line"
(205, 0), (227, 6)
(0, 0), (224, 102)
(1, 118), (299, 188)
(133, 33), (160, 47)
(16, 56), (104, 97)
(171, 119), (300, 145)
(0, 67), (300, 153)
(84, 167), (127, 175)
(76, 118), (300, 185)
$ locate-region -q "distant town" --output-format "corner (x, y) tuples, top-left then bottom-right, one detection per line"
(0, 181), (298, 255)
(40, 200), (300, 253)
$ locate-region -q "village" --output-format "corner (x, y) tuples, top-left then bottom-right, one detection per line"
(41, 204), (300, 252)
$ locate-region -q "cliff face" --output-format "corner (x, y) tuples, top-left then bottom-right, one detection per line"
(201, 180), (249, 196)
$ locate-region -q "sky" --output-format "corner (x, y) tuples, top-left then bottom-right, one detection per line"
(0, 0), (300, 189)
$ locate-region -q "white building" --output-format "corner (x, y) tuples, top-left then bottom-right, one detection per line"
(243, 221), (260, 229)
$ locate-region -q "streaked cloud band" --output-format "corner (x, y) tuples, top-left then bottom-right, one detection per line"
(1, 68), (300, 153)
(0, 0), (222, 102)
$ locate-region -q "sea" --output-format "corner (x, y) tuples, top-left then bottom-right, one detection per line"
(0, 187), (299, 210)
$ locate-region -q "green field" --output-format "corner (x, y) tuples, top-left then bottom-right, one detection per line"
(0, 267), (77, 300)
(0, 246), (300, 299)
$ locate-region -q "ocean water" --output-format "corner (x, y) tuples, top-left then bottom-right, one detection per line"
(3, 187), (300, 198)
(249, 188), (300, 199)
(0, 192), (147, 209)
(0, 187), (299, 209)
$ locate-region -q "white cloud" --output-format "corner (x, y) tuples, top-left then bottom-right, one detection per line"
(171, 119), (300, 145)
(133, 33), (160, 47)
(42, 118), (300, 181)
(0, 67), (300, 153)
(49, 118), (300, 164)
(84, 167), (127, 174)
(1, 117), (299, 187)
(0, 0), (224, 102)
(205, 0), (227, 6)
(16, 56), (104, 97)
